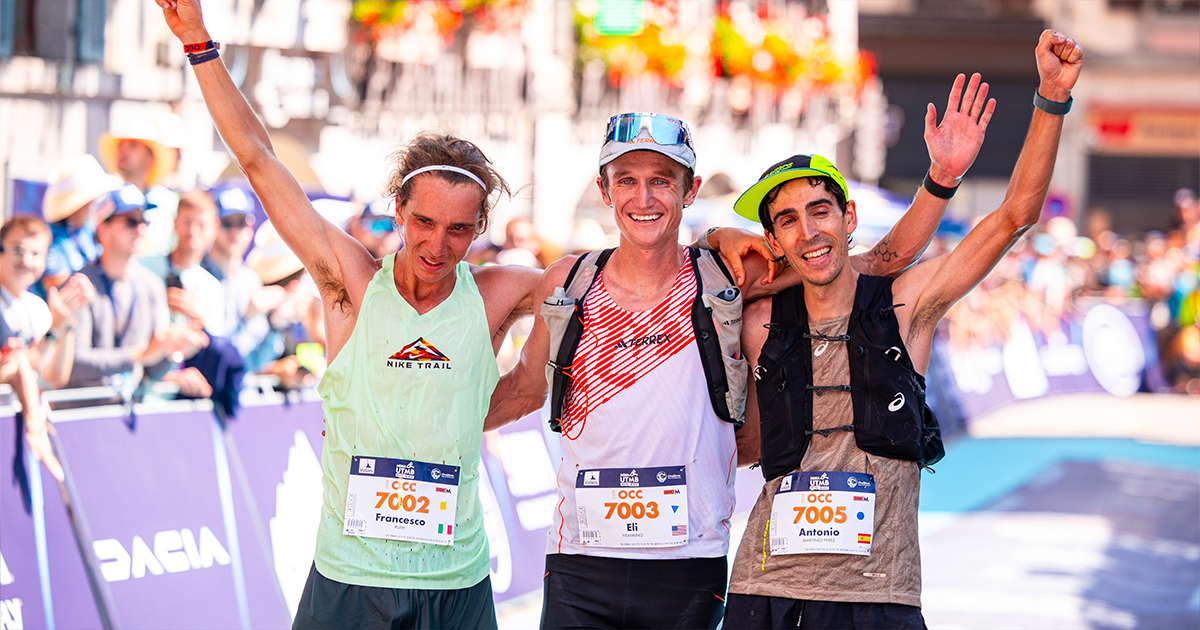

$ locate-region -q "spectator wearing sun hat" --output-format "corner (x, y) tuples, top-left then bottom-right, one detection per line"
(40, 155), (125, 292)
(99, 113), (184, 258)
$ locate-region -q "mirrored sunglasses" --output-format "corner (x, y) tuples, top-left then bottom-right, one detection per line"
(363, 217), (396, 236)
(604, 113), (693, 149)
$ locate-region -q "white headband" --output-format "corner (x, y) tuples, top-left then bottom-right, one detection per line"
(400, 165), (487, 191)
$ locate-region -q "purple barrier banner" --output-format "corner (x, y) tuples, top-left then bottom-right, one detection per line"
(223, 400), (326, 625)
(480, 412), (559, 601)
(938, 301), (1161, 422)
(1, 413), (49, 630)
(1, 412), (103, 630)
(53, 408), (247, 630)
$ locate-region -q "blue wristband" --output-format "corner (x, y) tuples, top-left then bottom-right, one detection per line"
(188, 48), (220, 66)
(1033, 90), (1072, 115)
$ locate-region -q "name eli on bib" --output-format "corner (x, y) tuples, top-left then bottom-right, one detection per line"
(769, 471), (875, 556)
(343, 455), (460, 546)
(575, 466), (688, 548)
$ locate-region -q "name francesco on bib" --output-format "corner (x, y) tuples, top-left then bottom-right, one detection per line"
(575, 466), (689, 548)
(769, 471), (876, 556)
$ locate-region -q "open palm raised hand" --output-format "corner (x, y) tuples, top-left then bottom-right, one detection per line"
(924, 73), (996, 186)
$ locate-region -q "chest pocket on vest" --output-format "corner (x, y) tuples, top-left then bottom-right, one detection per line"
(850, 309), (944, 467)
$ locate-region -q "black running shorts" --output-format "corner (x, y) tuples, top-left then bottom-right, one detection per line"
(291, 564), (498, 630)
(723, 592), (925, 630)
(541, 553), (727, 629)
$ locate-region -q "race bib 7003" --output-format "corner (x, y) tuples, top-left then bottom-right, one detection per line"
(575, 466), (688, 548)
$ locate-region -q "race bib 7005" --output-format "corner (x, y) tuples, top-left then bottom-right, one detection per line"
(342, 456), (460, 546)
(769, 471), (875, 556)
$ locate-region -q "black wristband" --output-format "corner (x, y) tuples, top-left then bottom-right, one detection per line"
(1033, 90), (1072, 115)
(188, 48), (220, 66)
(922, 171), (959, 199)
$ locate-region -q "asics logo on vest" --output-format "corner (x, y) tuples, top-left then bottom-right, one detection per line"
(889, 393), (905, 412)
(814, 340), (829, 357)
(387, 338), (452, 370)
(614, 333), (671, 349)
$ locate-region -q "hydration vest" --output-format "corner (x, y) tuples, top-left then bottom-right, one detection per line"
(542, 247), (748, 432)
(754, 274), (944, 480)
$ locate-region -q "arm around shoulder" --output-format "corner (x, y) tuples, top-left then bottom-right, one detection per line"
(483, 257), (577, 432)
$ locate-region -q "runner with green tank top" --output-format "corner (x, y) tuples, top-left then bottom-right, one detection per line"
(315, 254), (497, 590)
(156, 2), (546, 627)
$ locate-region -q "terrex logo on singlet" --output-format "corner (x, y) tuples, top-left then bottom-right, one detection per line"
(387, 338), (452, 370)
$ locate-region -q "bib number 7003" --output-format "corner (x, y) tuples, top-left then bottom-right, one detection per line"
(604, 501), (659, 519)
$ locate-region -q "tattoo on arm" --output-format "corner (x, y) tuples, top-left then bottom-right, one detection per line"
(871, 236), (899, 269)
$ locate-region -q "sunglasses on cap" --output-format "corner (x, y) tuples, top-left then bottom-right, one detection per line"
(221, 214), (253, 230)
(604, 113), (693, 149)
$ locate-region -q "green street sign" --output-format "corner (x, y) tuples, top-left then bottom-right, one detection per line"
(594, 0), (645, 36)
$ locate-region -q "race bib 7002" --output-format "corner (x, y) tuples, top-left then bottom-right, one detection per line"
(342, 456), (460, 546)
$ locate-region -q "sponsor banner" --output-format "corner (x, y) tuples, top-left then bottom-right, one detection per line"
(0, 412), (104, 630)
(0, 412), (49, 630)
(53, 409), (246, 629)
(479, 411), (560, 602)
(937, 301), (1163, 422)
(222, 401), (326, 627)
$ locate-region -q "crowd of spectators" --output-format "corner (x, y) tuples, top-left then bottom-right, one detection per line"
(4, 122), (1196, 477)
(941, 189), (1200, 395)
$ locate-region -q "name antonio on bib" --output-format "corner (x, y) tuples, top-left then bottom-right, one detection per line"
(387, 338), (453, 370)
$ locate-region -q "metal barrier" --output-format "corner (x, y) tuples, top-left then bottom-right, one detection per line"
(0, 385), (576, 629)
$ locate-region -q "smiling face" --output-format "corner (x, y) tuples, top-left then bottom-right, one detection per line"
(0, 229), (51, 294)
(764, 178), (857, 288)
(396, 175), (485, 285)
(598, 151), (699, 250)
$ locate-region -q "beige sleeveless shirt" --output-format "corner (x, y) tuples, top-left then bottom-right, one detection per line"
(728, 314), (923, 607)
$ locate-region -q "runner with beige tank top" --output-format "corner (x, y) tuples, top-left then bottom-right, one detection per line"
(724, 30), (1083, 628)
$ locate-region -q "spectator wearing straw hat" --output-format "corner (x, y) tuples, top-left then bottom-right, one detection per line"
(40, 155), (124, 292)
(98, 114), (184, 258)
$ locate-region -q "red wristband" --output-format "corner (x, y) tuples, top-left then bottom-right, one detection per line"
(183, 40), (219, 54)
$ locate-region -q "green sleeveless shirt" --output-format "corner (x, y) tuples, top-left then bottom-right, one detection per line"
(314, 255), (499, 589)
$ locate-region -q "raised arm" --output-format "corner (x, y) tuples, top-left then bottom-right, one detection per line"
(852, 72), (996, 277)
(154, 1), (376, 330)
(896, 30), (1082, 369)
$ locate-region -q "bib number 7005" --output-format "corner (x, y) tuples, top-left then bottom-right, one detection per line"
(792, 495), (847, 525)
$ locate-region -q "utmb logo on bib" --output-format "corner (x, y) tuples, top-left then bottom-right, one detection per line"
(387, 338), (452, 370)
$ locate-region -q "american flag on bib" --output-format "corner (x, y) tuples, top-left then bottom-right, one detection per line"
(672, 524), (688, 536)
(561, 248), (697, 436)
